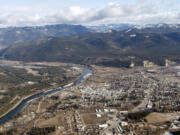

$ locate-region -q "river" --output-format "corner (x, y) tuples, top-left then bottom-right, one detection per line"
(0, 68), (92, 125)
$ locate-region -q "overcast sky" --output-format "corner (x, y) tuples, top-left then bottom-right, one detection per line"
(0, 0), (180, 27)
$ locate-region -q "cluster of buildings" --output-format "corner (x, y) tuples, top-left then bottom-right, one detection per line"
(0, 64), (180, 134)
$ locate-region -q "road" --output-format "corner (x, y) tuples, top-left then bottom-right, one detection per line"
(131, 75), (154, 112)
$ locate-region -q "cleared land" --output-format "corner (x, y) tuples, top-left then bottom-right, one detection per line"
(146, 112), (180, 124)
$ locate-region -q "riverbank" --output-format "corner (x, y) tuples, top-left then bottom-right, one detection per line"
(0, 84), (72, 121)
(0, 98), (22, 119)
(0, 68), (90, 124)
(0, 90), (46, 119)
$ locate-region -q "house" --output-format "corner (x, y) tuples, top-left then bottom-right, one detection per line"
(96, 114), (102, 118)
(99, 124), (108, 128)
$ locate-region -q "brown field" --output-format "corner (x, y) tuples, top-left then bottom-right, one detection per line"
(37, 116), (59, 127)
(146, 112), (180, 124)
(24, 103), (38, 113)
(0, 60), (22, 65)
(79, 108), (96, 114)
(81, 113), (107, 125)
(0, 95), (4, 99)
(14, 65), (42, 76)
(37, 111), (71, 129)
(27, 62), (69, 67)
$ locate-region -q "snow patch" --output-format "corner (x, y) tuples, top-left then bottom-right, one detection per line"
(16, 31), (21, 34)
(130, 34), (136, 38)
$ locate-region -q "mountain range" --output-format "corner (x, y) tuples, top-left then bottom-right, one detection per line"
(0, 24), (90, 46)
(1, 24), (180, 67)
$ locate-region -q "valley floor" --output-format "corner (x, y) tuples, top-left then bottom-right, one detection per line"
(0, 61), (180, 135)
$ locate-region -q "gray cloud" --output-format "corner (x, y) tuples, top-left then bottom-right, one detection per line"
(0, 2), (179, 27)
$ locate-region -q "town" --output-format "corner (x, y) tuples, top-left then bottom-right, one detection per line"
(0, 59), (179, 135)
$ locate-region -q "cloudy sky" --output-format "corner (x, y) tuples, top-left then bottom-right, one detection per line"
(0, 0), (180, 27)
